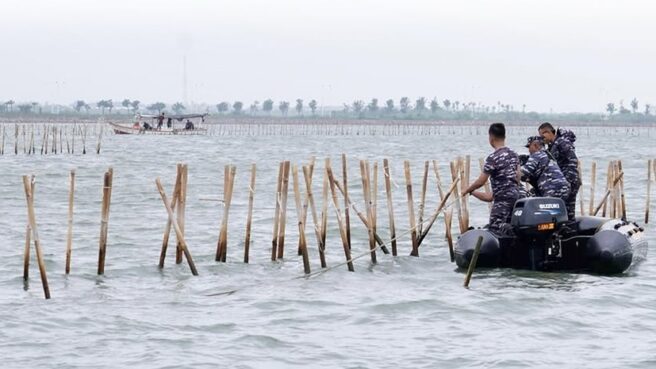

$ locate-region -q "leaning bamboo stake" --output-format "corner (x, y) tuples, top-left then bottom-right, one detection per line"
(216, 165), (236, 262)
(175, 165), (188, 264)
(155, 178), (198, 276)
(302, 165), (326, 268)
(65, 170), (75, 274)
(463, 236), (484, 288)
(244, 163), (256, 263)
(383, 159), (397, 256)
(159, 166), (182, 268)
(326, 164), (354, 271)
(23, 224), (31, 281)
(22, 176), (50, 299)
(97, 167), (113, 275)
(320, 161), (330, 262)
(276, 161), (291, 259)
(417, 178), (461, 246)
(404, 161), (419, 256)
(593, 172), (624, 216)
(342, 154), (351, 250)
(271, 162), (284, 261)
(602, 161), (611, 217)
(618, 160), (627, 220)
(292, 165), (311, 274)
(418, 161), (429, 235)
(445, 208), (455, 262)
(647, 159), (653, 224)
(462, 156), (471, 230)
(589, 161), (596, 216)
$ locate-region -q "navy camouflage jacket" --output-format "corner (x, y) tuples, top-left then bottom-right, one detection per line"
(520, 150), (570, 198)
(548, 128), (580, 187)
(484, 146), (520, 200)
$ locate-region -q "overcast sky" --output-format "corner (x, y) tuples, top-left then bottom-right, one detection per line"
(2, 0), (655, 112)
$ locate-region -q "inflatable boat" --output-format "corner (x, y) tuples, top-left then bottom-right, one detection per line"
(455, 197), (648, 275)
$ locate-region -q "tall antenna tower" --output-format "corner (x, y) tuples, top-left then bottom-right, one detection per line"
(182, 55), (188, 105)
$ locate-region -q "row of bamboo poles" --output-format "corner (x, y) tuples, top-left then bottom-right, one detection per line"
(20, 156), (652, 299)
(0, 123), (104, 155)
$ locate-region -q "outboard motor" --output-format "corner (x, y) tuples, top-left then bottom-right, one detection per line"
(509, 197), (568, 270)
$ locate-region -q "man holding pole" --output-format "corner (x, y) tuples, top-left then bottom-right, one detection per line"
(538, 122), (580, 220)
(464, 123), (520, 233)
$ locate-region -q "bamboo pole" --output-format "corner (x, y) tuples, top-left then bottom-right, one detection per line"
(22, 176), (50, 299)
(404, 161), (419, 256)
(298, 157), (315, 256)
(589, 161), (596, 216)
(65, 170), (75, 274)
(618, 160), (627, 220)
(326, 164), (354, 271)
(593, 172), (624, 216)
(244, 163), (256, 263)
(216, 165), (236, 262)
(462, 156), (470, 230)
(155, 178), (198, 276)
(417, 178), (460, 246)
(478, 158), (492, 211)
(271, 162), (284, 261)
(463, 236), (483, 288)
(175, 165), (188, 264)
(320, 161), (330, 264)
(302, 165), (326, 268)
(360, 160), (377, 263)
(23, 224), (31, 281)
(602, 161), (611, 217)
(418, 161), (429, 235)
(159, 165), (182, 268)
(372, 161), (379, 254)
(14, 124), (18, 155)
(445, 208), (455, 262)
(450, 161), (465, 233)
(292, 165), (311, 274)
(342, 154), (351, 250)
(383, 159), (397, 256)
(97, 167), (113, 275)
(276, 161), (291, 259)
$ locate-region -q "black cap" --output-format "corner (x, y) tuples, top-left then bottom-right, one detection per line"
(525, 136), (543, 148)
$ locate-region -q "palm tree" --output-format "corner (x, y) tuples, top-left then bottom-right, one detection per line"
(399, 97), (411, 113)
(385, 99), (394, 113)
(442, 99), (451, 111)
(5, 100), (14, 112)
(97, 100), (108, 114)
(415, 97), (426, 115)
(352, 100), (364, 117)
(295, 99), (304, 115)
(130, 100), (140, 113)
(107, 99), (114, 114)
(216, 102), (229, 114)
(279, 101), (289, 116)
(232, 101), (243, 115)
(147, 102), (166, 114)
(308, 99), (318, 115)
(262, 99), (274, 115)
(122, 99), (131, 113)
(367, 98), (379, 113)
(430, 98), (439, 114)
(631, 98), (639, 113)
(606, 103), (616, 116)
(645, 104), (651, 116)
(74, 100), (87, 113)
(172, 102), (185, 114)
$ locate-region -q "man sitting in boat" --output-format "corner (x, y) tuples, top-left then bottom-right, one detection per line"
(463, 123), (520, 232)
(519, 136), (570, 202)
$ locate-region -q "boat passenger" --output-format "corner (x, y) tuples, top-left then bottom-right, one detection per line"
(519, 136), (570, 202)
(538, 122), (580, 220)
(167, 117), (172, 128)
(463, 122), (520, 232)
(185, 120), (194, 130)
(157, 113), (165, 130)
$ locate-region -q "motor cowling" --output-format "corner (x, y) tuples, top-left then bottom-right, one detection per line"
(510, 197), (568, 236)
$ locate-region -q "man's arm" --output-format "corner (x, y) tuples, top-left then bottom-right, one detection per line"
(464, 172), (490, 196)
(471, 190), (493, 202)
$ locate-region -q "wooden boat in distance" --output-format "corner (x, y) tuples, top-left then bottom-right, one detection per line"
(110, 113), (208, 135)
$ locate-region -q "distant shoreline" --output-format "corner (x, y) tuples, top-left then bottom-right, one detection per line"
(1, 115), (655, 128)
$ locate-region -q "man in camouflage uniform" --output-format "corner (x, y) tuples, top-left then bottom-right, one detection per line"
(519, 136), (570, 202)
(538, 122), (580, 220)
(464, 123), (520, 232)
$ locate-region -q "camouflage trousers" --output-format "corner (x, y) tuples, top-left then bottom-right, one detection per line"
(565, 183), (579, 220)
(489, 195), (518, 232)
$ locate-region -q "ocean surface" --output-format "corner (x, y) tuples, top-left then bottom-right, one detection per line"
(1, 123), (655, 368)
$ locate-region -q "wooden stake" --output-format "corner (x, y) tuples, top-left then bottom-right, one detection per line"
(23, 224), (31, 281)
(418, 161), (429, 235)
(326, 164), (354, 271)
(276, 161), (291, 259)
(589, 161), (596, 216)
(65, 170), (75, 274)
(342, 154), (351, 250)
(217, 165), (236, 262)
(292, 165), (311, 274)
(404, 161), (419, 256)
(155, 178), (198, 275)
(593, 172), (624, 216)
(450, 161), (465, 233)
(383, 159), (397, 256)
(22, 176), (50, 299)
(159, 165), (182, 268)
(303, 165), (326, 268)
(271, 162), (284, 261)
(445, 208), (455, 262)
(175, 165), (188, 264)
(360, 160), (377, 263)
(97, 168), (113, 275)
(320, 161), (330, 264)
(478, 158), (492, 211)
(244, 163), (256, 263)
(618, 160), (627, 220)
(463, 236), (483, 288)
(417, 177), (460, 246)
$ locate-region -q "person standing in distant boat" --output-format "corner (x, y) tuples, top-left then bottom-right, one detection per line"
(157, 113), (165, 130)
(538, 122), (580, 220)
(166, 117), (172, 128)
(463, 122), (520, 233)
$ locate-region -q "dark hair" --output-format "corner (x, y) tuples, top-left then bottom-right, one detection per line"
(489, 122), (506, 139)
(538, 122), (555, 133)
